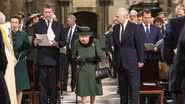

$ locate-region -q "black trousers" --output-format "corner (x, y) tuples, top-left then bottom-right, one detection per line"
(39, 66), (57, 104)
(63, 52), (76, 91)
(118, 68), (140, 104)
(0, 72), (10, 104)
(61, 53), (68, 91)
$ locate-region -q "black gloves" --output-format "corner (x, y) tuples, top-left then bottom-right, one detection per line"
(85, 57), (99, 63)
(73, 57), (86, 65)
(78, 57), (86, 65)
(73, 56), (99, 65)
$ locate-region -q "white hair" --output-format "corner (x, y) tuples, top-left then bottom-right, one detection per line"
(0, 12), (6, 24)
(67, 15), (76, 22)
(117, 8), (129, 17)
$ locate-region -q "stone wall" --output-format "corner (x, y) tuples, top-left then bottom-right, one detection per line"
(0, 0), (28, 20)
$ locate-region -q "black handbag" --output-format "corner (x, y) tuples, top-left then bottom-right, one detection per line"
(95, 56), (111, 80)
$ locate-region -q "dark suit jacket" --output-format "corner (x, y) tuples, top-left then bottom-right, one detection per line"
(164, 16), (185, 65)
(113, 21), (144, 71)
(163, 16), (185, 92)
(139, 24), (162, 60)
(65, 25), (80, 50)
(34, 19), (66, 66)
(0, 30), (7, 73)
(174, 24), (185, 90)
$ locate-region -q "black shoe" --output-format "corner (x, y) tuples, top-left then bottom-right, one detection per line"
(71, 85), (76, 92)
(71, 87), (76, 92)
(62, 88), (67, 91)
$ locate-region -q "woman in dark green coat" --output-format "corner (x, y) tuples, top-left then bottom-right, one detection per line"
(10, 15), (30, 104)
(72, 27), (105, 104)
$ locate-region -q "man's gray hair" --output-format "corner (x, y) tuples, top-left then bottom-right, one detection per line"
(67, 15), (76, 22)
(117, 8), (129, 17)
(0, 12), (6, 24)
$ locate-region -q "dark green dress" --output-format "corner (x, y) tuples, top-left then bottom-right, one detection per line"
(12, 30), (30, 90)
(72, 38), (105, 96)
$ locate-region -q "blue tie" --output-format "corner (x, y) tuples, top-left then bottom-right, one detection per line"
(146, 25), (150, 38)
(67, 28), (72, 48)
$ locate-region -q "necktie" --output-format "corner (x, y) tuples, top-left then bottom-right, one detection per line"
(47, 20), (50, 27)
(119, 24), (124, 42)
(67, 28), (73, 48)
(145, 25), (150, 37)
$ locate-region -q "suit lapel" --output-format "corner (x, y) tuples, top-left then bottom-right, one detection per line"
(140, 24), (147, 40)
(51, 21), (56, 36)
(121, 21), (131, 44)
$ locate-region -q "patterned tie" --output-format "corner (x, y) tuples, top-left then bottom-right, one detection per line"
(119, 24), (124, 42)
(47, 20), (50, 27)
(145, 24), (150, 38)
(67, 28), (73, 48)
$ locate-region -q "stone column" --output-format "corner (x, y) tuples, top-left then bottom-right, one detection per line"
(0, 0), (11, 20)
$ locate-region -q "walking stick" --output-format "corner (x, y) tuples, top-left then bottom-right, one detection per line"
(59, 52), (64, 103)
(75, 63), (79, 104)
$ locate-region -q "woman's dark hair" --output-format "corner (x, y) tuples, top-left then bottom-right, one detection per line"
(154, 16), (163, 24)
(10, 15), (21, 23)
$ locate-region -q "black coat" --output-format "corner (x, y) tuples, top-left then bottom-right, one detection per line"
(0, 30), (7, 73)
(34, 19), (66, 66)
(163, 16), (185, 92)
(113, 21), (145, 71)
(174, 25), (185, 90)
(163, 16), (185, 65)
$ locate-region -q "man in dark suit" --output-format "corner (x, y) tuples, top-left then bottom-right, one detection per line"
(140, 9), (162, 82)
(0, 12), (10, 104)
(64, 15), (80, 92)
(163, 16), (185, 104)
(139, 9), (162, 104)
(113, 8), (144, 104)
(174, 23), (185, 104)
(33, 2), (65, 104)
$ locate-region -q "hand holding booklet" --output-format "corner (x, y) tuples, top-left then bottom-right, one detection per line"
(144, 39), (163, 51)
(36, 34), (51, 46)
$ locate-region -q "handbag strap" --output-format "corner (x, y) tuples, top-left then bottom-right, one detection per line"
(15, 51), (26, 65)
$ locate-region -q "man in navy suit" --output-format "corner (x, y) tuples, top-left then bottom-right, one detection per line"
(113, 8), (144, 104)
(140, 9), (162, 80)
(33, 2), (65, 104)
(139, 9), (162, 104)
(63, 15), (80, 92)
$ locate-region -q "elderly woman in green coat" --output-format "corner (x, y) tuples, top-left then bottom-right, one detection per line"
(72, 27), (105, 104)
(10, 15), (30, 104)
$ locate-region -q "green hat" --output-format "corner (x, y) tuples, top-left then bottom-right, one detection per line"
(78, 26), (93, 36)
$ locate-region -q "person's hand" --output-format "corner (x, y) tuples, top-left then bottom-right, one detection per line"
(50, 40), (59, 47)
(78, 57), (86, 65)
(34, 38), (42, 46)
(138, 62), (144, 68)
(153, 47), (158, 52)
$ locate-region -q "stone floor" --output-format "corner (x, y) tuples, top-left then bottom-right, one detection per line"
(61, 78), (120, 104)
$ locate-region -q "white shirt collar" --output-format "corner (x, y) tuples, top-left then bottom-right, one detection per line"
(142, 23), (151, 32)
(142, 23), (150, 28)
(45, 19), (53, 25)
(123, 19), (128, 29)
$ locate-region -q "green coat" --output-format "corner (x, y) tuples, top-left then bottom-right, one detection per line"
(12, 30), (30, 90)
(72, 38), (105, 96)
